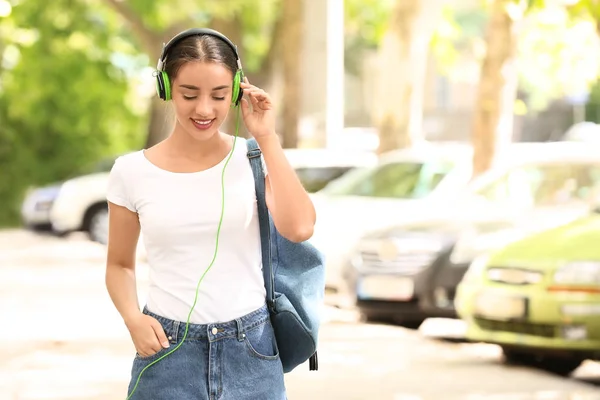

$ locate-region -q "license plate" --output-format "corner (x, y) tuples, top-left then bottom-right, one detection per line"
(357, 275), (414, 301)
(562, 325), (587, 341)
(474, 291), (526, 320)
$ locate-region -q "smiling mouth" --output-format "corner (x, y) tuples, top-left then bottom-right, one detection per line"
(191, 118), (215, 130)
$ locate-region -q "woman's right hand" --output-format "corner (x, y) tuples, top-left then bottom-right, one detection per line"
(126, 313), (170, 358)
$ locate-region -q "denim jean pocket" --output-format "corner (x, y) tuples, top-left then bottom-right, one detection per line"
(135, 345), (171, 363)
(244, 321), (280, 361)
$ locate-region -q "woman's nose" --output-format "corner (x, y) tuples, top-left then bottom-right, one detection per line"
(195, 97), (212, 117)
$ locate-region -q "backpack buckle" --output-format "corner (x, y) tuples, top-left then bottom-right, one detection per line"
(267, 299), (276, 313)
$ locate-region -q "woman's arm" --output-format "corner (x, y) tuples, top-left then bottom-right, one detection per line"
(105, 202), (169, 355)
(240, 77), (316, 243)
(258, 135), (316, 243)
(105, 202), (143, 325)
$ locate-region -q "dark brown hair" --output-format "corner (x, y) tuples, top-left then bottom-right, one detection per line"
(163, 35), (238, 82)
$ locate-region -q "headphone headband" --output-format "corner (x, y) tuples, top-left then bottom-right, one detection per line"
(156, 28), (242, 72)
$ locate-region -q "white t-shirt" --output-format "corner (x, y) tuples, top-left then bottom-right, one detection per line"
(106, 137), (267, 324)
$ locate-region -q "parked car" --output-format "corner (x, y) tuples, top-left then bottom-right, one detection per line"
(280, 147), (377, 193)
(20, 185), (63, 231)
(20, 156), (117, 233)
(338, 141), (600, 324)
(419, 210), (586, 319)
(310, 141), (475, 291)
(454, 211), (600, 376)
(21, 147), (375, 245)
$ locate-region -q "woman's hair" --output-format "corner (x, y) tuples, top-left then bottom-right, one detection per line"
(163, 34), (238, 82)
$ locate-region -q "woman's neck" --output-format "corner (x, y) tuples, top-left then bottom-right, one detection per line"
(165, 125), (229, 161)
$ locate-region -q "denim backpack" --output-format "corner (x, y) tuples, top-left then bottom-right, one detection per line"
(246, 138), (326, 373)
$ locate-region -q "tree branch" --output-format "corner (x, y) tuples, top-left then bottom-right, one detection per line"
(102, 0), (160, 58)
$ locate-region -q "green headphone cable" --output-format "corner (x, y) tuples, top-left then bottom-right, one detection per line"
(126, 105), (241, 399)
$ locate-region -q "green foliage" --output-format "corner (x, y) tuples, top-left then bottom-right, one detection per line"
(584, 77), (600, 122)
(431, 7), (487, 74)
(0, 0), (145, 226)
(238, 0), (280, 72)
(518, 5), (600, 111)
(432, 1), (600, 113)
(344, 0), (394, 75)
(567, 0), (600, 23)
(343, 0), (488, 77)
(97, 0), (280, 73)
(116, 0), (249, 33)
(0, 0), (282, 226)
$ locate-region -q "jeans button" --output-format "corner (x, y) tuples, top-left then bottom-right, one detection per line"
(212, 327), (218, 335)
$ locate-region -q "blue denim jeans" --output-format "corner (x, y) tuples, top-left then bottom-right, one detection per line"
(126, 304), (287, 400)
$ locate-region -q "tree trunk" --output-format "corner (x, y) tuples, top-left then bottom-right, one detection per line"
(210, 14), (245, 62)
(279, 0), (303, 148)
(373, 0), (441, 155)
(471, 0), (523, 177)
(253, 12), (284, 91)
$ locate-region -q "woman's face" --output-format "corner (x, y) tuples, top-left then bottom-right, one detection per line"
(171, 61), (233, 142)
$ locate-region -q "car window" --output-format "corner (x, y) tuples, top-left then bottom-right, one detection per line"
(476, 164), (600, 207)
(320, 161), (455, 199)
(295, 167), (353, 193)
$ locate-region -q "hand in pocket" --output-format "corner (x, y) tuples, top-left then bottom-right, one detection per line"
(127, 314), (170, 358)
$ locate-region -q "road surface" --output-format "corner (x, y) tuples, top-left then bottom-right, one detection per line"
(1, 229), (599, 400)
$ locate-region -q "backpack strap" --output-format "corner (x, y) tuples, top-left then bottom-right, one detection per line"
(246, 138), (276, 311)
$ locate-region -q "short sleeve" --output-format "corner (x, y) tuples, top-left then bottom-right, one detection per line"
(106, 156), (136, 212)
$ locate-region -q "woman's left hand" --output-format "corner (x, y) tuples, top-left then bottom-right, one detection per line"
(240, 77), (276, 139)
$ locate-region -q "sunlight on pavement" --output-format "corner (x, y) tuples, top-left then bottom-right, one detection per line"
(390, 391), (600, 400)
(0, 343), (133, 400)
(3, 230), (600, 400)
(461, 392), (600, 399)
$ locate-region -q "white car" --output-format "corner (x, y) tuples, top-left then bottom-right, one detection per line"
(20, 184), (64, 231)
(310, 141), (475, 291)
(20, 148), (377, 245)
(310, 140), (600, 292)
(20, 156), (118, 242)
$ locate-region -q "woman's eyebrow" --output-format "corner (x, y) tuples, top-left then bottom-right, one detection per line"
(178, 84), (230, 91)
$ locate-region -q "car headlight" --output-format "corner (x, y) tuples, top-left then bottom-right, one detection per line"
(554, 261), (600, 284)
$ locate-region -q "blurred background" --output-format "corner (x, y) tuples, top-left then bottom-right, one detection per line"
(3, 0), (600, 399)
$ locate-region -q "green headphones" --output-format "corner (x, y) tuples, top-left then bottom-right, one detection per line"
(155, 28), (244, 107)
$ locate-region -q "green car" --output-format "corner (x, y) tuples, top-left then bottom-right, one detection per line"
(455, 213), (600, 375)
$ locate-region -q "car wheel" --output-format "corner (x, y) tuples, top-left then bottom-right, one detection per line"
(394, 318), (425, 330)
(535, 356), (583, 376)
(87, 205), (108, 245)
(502, 347), (583, 376)
(359, 312), (394, 324)
(502, 347), (537, 365)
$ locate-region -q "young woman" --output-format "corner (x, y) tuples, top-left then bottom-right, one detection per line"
(105, 28), (316, 400)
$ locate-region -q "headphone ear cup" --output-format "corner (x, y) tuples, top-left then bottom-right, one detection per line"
(155, 70), (171, 101)
(161, 71), (172, 101)
(155, 71), (165, 100)
(236, 86), (244, 106)
(231, 70), (243, 107)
